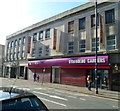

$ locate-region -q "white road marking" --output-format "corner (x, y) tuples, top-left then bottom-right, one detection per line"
(67, 95), (76, 98)
(39, 97), (66, 107)
(33, 91), (67, 101)
(80, 98), (86, 101)
(34, 88), (46, 90)
(112, 106), (119, 108)
(22, 88), (30, 91)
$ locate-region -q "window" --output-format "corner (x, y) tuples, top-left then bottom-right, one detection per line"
(32, 49), (35, 57)
(79, 40), (86, 52)
(92, 38), (99, 51)
(11, 41), (14, 48)
(39, 31), (43, 40)
(107, 35), (116, 50)
(45, 46), (50, 56)
(10, 53), (13, 59)
(79, 18), (85, 30)
(14, 40), (17, 47)
(8, 42), (10, 49)
(105, 9), (115, 24)
(18, 38), (21, 46)
(22, 51), (25, 58)
(33, 33), (37, 42)
(45, 29), (50, 40)
(17, 52), (20, 58)
(38, 47), (42, 57)
(13, 53), (17, 59)
(91, 14), (99, 27)
(23, 37), (25, 44)
(68, 42), (74, 54)
(68, 21), (74, 33)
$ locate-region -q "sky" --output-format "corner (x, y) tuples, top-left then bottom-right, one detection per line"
(0, 0), (90, 45)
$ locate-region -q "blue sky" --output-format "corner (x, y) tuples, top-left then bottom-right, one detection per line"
(0, 0), (89, 45)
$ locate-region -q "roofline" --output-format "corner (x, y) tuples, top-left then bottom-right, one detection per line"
(6, 1), (118, 39)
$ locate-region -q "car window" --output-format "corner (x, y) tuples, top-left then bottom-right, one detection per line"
(1, 97), (48, 111)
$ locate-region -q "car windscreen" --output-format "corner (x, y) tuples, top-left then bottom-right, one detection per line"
(1, 96), (48, 111)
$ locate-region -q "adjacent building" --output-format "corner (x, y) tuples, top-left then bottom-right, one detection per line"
(4, 1), (120, 91)
(0, 44), (5, 77)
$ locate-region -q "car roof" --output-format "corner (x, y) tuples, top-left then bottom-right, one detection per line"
(0, 87), (36, 101)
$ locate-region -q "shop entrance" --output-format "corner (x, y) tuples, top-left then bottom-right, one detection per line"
(87, 69), (109, 89)
(52, 66), (60, 83)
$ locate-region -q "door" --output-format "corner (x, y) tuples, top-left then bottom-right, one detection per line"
(52, 66), (60, 83)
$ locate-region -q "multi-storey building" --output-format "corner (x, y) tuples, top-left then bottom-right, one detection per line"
(4, 1), (120, 91)
(0, 44), (5, 76)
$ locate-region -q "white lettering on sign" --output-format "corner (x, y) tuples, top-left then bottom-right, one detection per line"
(87, 58), (105, 63)
(69, 58), (106, 64)
(69, 59), (86, 64)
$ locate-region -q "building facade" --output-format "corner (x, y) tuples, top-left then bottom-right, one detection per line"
(0, 44), (5, 77)
(4, 1), (120, 91)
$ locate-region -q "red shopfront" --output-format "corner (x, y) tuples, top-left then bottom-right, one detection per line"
(28, 56), (111, 89)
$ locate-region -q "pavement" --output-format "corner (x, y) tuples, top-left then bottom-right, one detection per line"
(0, 77), (119, 101)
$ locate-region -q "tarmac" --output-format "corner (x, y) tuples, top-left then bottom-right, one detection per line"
(0, 77), (119, 101)
(37, 82), (119, 101)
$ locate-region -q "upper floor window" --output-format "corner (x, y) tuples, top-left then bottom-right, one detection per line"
(39, 31), (43, 40)
(33, 33), (37, 42)
(45, 45), (50, 56)
(22, 51), (25, 58)
(13, 53), (17, 59)
(79, 40), (86, 52)
(79, 18), (85, 30)
(45, 29), (50, 40)
(32, 48), (35, 57)
(17, 51), (20, 58)
(8, 42), (10, 49)
(18, 38), (21, 46)
(14, 40), (17, 47)
(68, 42), (74, 54)
(92, 38), (99, 51)
(105, 9), (115, 24)
(38, 47), (42, 57)
(68, 21), (74, 33)
(91, 14), (99, 27)
(11, 41), (14, 48)
(107, 35), (116, 50)
(23, 37), (25, 44)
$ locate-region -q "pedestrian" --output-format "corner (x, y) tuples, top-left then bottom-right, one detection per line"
(87, 75), (92, 91)
(37, 75), (40, 82)
(104, 76), (108, 89)
(33, 73), (37, 82)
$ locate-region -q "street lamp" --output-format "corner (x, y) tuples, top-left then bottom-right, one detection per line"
(95, 0), (98, 94)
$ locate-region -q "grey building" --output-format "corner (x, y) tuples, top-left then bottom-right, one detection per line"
(4, 1), (120, 90)
(0, 44), (5, 77)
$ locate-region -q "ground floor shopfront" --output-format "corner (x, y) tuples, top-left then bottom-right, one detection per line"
(28, 55), (115, 90)
(3, 60), (28, 80)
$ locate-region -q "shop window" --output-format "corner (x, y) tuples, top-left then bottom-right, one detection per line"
(105, 9), (115, 24)
(79, 17), (85, 30)
(68, 21), (74, 34)
(68, 42), (74, 54)
(79, 40), (86, 52)
(92, 38), (99, 51)
(107, 35), (116, 50)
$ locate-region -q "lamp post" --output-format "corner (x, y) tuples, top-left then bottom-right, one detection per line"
(95, 0), (98, 94)
(42, 68), (45, 85)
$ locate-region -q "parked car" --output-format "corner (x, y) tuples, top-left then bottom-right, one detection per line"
(0, 87), (48, 111)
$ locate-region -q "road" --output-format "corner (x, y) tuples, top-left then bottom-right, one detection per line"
(0, 78), (119, 110)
